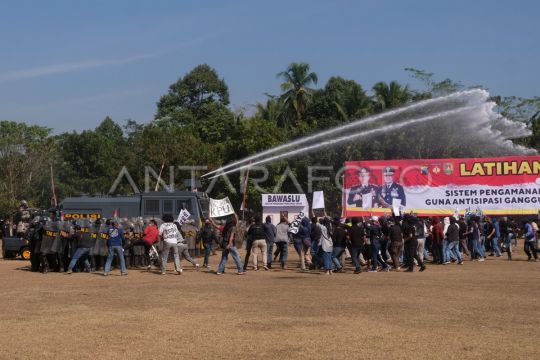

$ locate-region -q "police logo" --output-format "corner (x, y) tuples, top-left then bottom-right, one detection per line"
(443, 163), (454, 175)
(420, 165), (429, 175)
(433, 166), (441, 174)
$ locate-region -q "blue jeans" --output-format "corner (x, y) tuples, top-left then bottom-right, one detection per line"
(68, 247), (91, 271)
(322, 251), (333, 270)
(447, 241), (462, 262)
(332, 246), (345, 269)
(104, 246), (127, 274)
(275, 242), (288, 267)
(203, 242), (213, 266)
(371, 241), (388, 270)
(311, 241), (321, 269)
(473, 238), (485, 258)
(442, 240), (450, 262)
(491, 237), (501, 256)
(218, 246), (243, 273)
(350, 246), (363, 270)
(266, 240), (274, 266)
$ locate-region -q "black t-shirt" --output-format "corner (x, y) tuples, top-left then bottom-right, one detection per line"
(389, 224), (403, 243)
(369, 223), (382, 244)
(248, 223), (266, 240)
(349, 223), (365, 248)
(332, 226), (346, 247)
(402, 222), (416, 242)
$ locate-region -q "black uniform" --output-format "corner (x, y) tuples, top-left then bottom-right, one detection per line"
(402, 219), (425, 272)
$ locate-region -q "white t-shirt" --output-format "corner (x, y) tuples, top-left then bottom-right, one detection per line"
(159, 223), (181, 244)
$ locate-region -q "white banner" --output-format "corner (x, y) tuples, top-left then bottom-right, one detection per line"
(177, 209), (191, 225)
(312, 191), (325, 209)
(209, 197), (235, 218)
(262, 194), (308, 207)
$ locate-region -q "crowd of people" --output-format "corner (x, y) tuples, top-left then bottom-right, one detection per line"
(15, 205), (540, 276)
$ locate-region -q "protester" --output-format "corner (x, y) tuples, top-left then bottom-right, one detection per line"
(66, 225), (92, 274)
(103, 220), (128, 276)
(331, 218), (347, 272)
(487, 217), (502, 257)
(293, 217), (311, 271)
(348, 217), (365, 274)
(310, 216), (323, 270)
(431, 217), (444, 264)
(158, 214), (182, 275)
(199, 219), (217, 268)
(274, 216), (290, 269)
(263, 216), (277, 268)
(248, 215), (268, 271)
(217, 217), (245, 275)
(242, 217), (255, 271)
(388, 217), (403, 270)
(130, 219), (159, 269)
(523, 220), (538, 261)
(174, 221), (200, 270)
(367, 216), (390, 272)
(458, 217), (471, 259)
(445, 217), (463, 265)
(402, 215), (426, 272)
(416, 217), (427, 263)
(319, 217), (334, 275)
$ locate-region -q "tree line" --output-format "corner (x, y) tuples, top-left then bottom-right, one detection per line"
(1, 63), (539, 216)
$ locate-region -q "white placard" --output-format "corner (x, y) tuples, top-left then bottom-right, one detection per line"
(288, 211), (305, 235)
(209, 197), (234, 218)
(177, 209), (191, 225)
(312, 191), (325, 209)
(362, 193), (372, 210)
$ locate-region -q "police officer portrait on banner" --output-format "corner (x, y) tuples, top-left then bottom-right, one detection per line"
(378, 166), (406, 209)
(347, 167), (380, 209)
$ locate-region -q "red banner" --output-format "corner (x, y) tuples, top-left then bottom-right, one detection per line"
(343, 156), (540, 217)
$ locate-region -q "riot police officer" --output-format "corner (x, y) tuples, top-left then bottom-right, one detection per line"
(28, 216), (44, 272)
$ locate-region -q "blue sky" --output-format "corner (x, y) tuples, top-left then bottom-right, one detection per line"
(0, 0), (538, 133)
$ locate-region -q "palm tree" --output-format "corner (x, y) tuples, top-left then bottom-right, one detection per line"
(372, 81), (412, 111)
(276, 63), (318, 127)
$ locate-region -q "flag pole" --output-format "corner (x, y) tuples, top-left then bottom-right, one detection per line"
(241, 161), (252, 221)
(50, 164), (57, 207)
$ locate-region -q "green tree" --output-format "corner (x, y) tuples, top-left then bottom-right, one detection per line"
(0, 121), (55, 213)
(155, 64), (236, 143)
(277, 62), (318, 128)
(156, 64), (230, 121)
(308, 77), (372, 129)
(57, 117), (127, 195)
(372, 81), (413, 111)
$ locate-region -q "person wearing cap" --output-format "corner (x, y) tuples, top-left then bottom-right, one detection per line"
(347, 167), (380, 209)
(378, 167), (406, 209)
(367, 216), (390, 272)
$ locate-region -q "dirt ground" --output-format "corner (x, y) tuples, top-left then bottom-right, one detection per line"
(0, 243), (539, 360)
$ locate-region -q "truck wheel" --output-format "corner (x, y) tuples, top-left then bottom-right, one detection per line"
(21, 247), (31, 261)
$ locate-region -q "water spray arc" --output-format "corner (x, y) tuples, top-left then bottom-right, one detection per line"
(202, 89), (490, 178)
(208, 104), (482, 179)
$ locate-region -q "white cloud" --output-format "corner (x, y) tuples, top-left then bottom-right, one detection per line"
(0, 53), (157, 83)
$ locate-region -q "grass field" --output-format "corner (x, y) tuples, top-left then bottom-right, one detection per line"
(0, 243), (539, 360)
